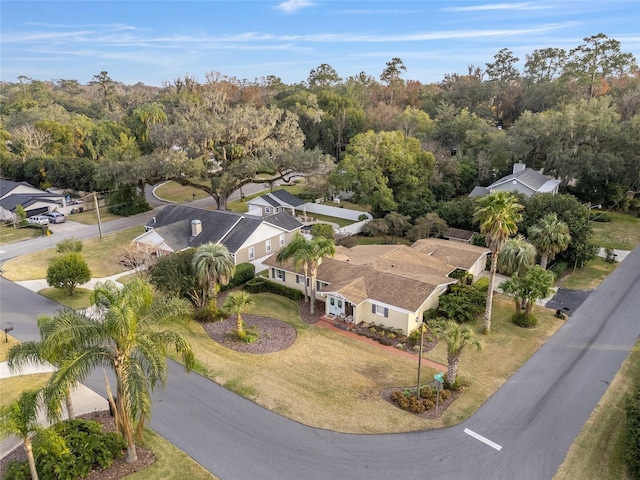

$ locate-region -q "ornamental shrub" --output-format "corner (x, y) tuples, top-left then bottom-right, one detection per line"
(223, 262), (255, 290)
(244, 278), (303, 300)
(625, 387), (640, 479)
(56, 237), (83, 253)
(512, 312), (538, 328)
(4, 419), (126, 480)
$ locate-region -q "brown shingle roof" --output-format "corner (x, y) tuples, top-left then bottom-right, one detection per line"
(264, 239), (489, 311)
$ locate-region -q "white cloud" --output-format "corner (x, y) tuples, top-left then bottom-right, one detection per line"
(276, 0), (315, 13)
(443, 3), (550, 12)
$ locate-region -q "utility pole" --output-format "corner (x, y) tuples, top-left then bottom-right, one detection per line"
(94, 192), (103, 239)
(416, 320), (424, 398)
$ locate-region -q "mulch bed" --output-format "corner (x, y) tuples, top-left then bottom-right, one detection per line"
(0, 411), (155, 480)
(380, 385), (462, 419)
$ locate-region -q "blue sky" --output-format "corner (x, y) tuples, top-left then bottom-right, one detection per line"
(1, 1), (639, 86)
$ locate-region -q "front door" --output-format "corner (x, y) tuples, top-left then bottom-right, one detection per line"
(327, 296), (345, 316)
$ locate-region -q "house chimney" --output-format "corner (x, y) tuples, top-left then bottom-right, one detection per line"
(191, 219), (202, 237)
(513, 163), (526, 174)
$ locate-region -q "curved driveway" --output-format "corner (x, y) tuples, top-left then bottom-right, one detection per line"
(2, 241), (639, 479)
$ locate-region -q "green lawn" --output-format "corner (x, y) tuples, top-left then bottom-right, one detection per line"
(1, 227), (145, 281)
(168, 292), (562, 433)
(591, 211), (640, 250)
(0, 223), (50, 245)
(39, 287), (94, 310)
(153, 181), (211, 204)
(125, 429), (217, 480)
(558, 257), (618, 290)
(554, 341), (639, 480)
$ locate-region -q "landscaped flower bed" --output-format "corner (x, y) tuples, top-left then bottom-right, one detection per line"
(385, 384), (460, 417)
(353, 323), (438, 353)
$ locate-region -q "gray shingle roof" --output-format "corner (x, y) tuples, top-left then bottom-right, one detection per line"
(145, 204), (301, 253)
(268, 189), (306, 207)
(488, 168), (549, 191)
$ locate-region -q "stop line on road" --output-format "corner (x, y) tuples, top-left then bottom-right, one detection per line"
(464, 428), (503, 451)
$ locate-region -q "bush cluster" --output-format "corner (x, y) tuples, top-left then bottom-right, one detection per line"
(549, 261), (569, 280)
(437, 282), (486, 323)
(56, 237), (83, 253)
(4, 419), (126, 480)
(244, 278), (304, 300)
(512, 312), (538, 328)
(390, 387), (452, 414)
(222, 262), (255, 291)
(626, 387), (640, 479)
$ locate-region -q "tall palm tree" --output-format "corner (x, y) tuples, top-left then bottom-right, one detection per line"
(43, 278), (194, 463)
(192, 242), (236, 309)
(440, 321), (482, 385)
(223, 291), (255, 338)
(474, 191), (523, 334)
(0, 390), (45, 480)
(528, 213), (572, 270)
(276, 233), (311, 302)
(306, 236), (336, 314)
(498, 235), (537, 276)
(8, 315), (81, 421)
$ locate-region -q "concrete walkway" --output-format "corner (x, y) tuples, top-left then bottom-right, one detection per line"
(14, 267), (142, 294)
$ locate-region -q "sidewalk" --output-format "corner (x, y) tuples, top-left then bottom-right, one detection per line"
(0, 360), (108, 459)
(14, 267), (142, 294)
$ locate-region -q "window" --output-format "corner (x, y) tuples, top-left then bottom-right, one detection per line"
(279, 233), (285, 246)
(276, 207), (281, 213)
(296, 275), (307, 285)
(316, 280), (328, 291)
(330, 298), (335, 306)
(265, 207), (272, 214)
(248, 246), (255, 260)
(266, 239), (272, 253)
(274, 269), (286, 281)
(372, 304), (389, 318)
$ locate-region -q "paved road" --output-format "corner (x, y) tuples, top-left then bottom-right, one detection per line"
(3, 245), (639, 479)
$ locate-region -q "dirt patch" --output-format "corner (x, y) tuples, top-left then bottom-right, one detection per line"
(0, 411), (155, 480)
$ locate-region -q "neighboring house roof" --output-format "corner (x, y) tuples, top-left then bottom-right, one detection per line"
(0, 194), (60, 211)
(469, 186), (490, 198)
(137, 204), (301, 254)
(264, 239), (489, 313)
(411, 238), (490, 270)
(469, 163), (561, 197)
(443, 227), (475, 242)
(248, 189), (306, 210)
(0, 179), (36, 199)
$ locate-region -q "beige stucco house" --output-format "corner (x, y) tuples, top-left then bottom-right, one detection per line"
(263, 238), (490, 335)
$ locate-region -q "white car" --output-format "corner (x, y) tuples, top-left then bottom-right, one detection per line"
(27, 215), (50, 225)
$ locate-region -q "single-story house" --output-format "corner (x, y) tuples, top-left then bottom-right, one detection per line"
(134, 204), (302, 268)
(469, 163), (561, 198)
(263, 238), (490, 335)
(0, 179), (67, 222)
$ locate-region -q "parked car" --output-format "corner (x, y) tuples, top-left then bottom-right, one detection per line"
(43, 211), (66, 223)
(27, 215), (50, 225)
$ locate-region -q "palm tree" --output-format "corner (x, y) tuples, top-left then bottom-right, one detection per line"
(498, 235), (537, 276)
(306, 236), (336, 314)
(440, 321), (482, 385)
(8, 315), (82, 421)
(223, 291), (255, 338)
(0, 390), (45, 480)
(474, 191), (523, 334)
(528, 213), (571, 270)
(276, 233), (311, 302)
(43, 278), (194, 463)
(192, 242), (236, 309)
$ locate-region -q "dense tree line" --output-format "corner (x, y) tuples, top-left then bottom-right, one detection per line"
(1, 33), (638, 219)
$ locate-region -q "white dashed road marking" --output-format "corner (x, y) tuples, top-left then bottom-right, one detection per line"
(464, 428), (502, 451)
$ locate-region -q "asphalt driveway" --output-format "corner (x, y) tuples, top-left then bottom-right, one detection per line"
(545, 288), (594, 316)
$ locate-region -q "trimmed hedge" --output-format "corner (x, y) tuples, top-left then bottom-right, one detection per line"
(512, 312), (538, 328)
(222, 262), (255, 291)
(244, 277), (304, 300)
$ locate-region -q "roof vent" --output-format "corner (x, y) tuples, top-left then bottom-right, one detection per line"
(191, 219), (202, 237)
